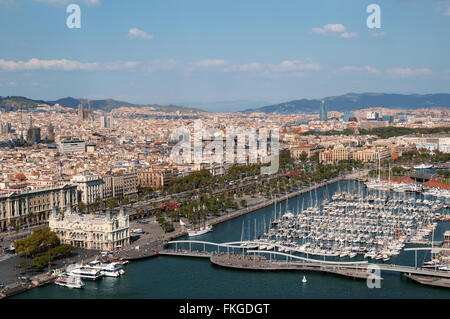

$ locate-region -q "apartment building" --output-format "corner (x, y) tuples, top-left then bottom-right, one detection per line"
(0, 184), (78, 231)
(319, 146), (350, 164)
(103, 172), (138, 199)
(138, 168), (175, 189)
(290, 143), (324, 159)
(71, 171), (104, 204)
(352, 148), (391, 162)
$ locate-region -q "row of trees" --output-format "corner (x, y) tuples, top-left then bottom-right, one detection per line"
(14, 228), (75, 270)
(152, 157), (357, 227)
(393, 149), (450, 164)
(300, 126), (450, 139)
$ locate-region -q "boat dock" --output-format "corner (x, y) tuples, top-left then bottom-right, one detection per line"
(0, 272), (58, 299)
(159, 240), (450, 289)
(209, 253), (380, 280)
(158, 250), (211, 258)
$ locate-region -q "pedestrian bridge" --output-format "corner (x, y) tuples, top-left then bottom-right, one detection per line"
(166, 240), (368, 266)
(165, 240), (450, 279)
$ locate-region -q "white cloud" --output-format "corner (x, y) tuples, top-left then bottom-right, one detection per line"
(190, 59), (228, 68)
(267, 60), (322, 72)
(336, 65), (380, 74)
(127, 28), (153, 40)
(312, 24), (347, 35)
(0, 58), (139, 72)
(364, 66), (381, 74)
(312, 24), (358, 39)
(340, 32), (359, 39)
(221, 60), (322, 77)
(387, 67), (433, 77)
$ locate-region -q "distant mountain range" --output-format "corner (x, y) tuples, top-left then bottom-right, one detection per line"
(242, 93), (450, 114)
(0, 96), (203, 113)
(2, 93), (450, 115)
(178, 100), (273, 113)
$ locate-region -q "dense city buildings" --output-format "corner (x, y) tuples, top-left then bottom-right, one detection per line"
(0, 103), (448, 233)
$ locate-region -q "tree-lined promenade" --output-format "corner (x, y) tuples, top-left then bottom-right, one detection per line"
(299, 126), (450, 138)
(126, 154), (364, 231)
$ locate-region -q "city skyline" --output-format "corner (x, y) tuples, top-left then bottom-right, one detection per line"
(0, 0), (449, 108)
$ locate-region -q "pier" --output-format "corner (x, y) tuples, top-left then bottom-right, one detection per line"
(160, 240), (450, 288)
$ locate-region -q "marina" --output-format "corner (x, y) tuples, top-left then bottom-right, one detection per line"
(11, 179), (450, 299)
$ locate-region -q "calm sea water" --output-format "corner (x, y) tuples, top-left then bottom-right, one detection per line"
(15, 180), (450, 299)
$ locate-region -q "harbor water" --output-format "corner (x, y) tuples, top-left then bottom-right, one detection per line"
(14, 180), (450, 299)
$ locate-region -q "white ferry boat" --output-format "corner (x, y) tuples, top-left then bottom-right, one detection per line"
(187, 224), (213, 237)
(86, 260), (125, 277)
(68, 265), (103, 280)
(55, 273), (85, 288)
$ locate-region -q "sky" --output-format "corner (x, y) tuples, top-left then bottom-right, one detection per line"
(0, 0), (449, 111)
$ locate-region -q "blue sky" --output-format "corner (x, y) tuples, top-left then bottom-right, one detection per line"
(0, 0), (449, 110)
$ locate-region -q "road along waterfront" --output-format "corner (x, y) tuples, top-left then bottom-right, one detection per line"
(12, 178), (450, 299)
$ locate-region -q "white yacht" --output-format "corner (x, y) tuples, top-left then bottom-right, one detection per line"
(86, 260), (125, 277)
(54, 273), (85, 288)
(188, 224), (213, 237)
(68, 265), (103, 280)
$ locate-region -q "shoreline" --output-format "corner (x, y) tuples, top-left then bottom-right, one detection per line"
(117, 172), (359, 260)
(0, 171), (363, 298)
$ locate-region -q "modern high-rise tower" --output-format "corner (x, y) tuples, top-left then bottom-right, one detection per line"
(319, 100), (328, 121)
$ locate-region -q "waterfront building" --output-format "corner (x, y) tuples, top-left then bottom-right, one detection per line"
(291, 143), (324, 159)
(319, 146), (349, 164)
(49, 206), (130, 251)
(0, 184), (78, 231)
(352, 147), (391, 163)
(71, 171), (104, 204)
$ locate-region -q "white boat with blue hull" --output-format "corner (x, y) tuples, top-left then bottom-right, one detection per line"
(188, 224), (213, 237)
